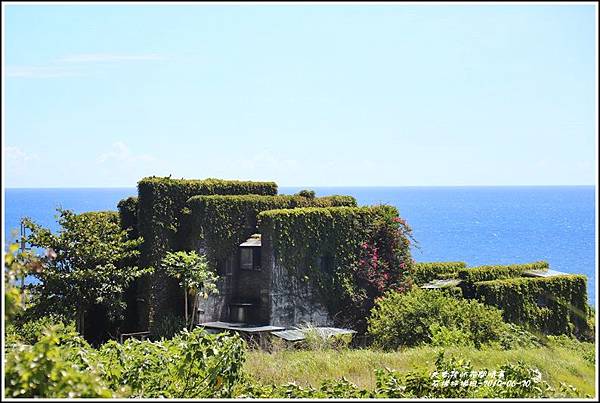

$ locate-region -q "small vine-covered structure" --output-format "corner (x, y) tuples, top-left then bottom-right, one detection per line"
(416, 261), (592, 338)
(118, 177), (413, 331)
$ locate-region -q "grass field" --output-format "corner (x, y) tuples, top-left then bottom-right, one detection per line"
(245, 342), (596, 397)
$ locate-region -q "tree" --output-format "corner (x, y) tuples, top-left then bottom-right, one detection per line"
(22, 209), (149, 335)
(295, 189), (316, 199)
(161, 251), (219, 328)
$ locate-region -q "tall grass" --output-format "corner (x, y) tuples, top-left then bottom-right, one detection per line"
(244, 343), (596, 397)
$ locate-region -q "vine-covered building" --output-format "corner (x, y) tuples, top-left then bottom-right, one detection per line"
(117, 176), (591, 339)
(118, 176), (405, 331)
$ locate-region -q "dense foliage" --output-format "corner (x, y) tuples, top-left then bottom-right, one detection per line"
(5, 325), (116, 398)
(259, 205), (413, 331)
(96, 328), (246, 398)
(185, 194), (356, 265)
(295, 189), (316, 198)
(412, 261), (467, 284)
(22, 209), (148, 339)
(474, 275), (591, 339)
(368, 288), (508, 349)
(117, 196), (139, 239)
(458, 261), (549, 284)
(136, 177), (277, 329)
(4, 243), (32, 322)
(4, 325), (246, 398)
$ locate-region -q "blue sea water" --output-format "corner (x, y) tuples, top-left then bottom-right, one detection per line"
(4, 186), (596, 304)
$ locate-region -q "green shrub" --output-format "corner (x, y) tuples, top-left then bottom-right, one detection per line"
(429, 324), (474, 347)
(10, 315), (75, 345)
(97, 327), (246, 398)
(412, 261), (467, 284)
(497, 323), (543, 350)
(368, 288), (508, 349)
(4, 325), (116, 398)
(473, 275), (590, 337)
(458, 261), (549, 284)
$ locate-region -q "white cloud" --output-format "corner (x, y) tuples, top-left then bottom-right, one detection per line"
(6, 53), (165, 79)
(98, 141), (155, 164)
(5, 65), (79, 78)
(5, 146), (39, 163)
(58, 53), (165, 63)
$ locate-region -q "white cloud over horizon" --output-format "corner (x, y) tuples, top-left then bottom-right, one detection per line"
(5, 146), (39, 163)
(6, 53), (166, 79)
(5, 65), (80, 78)
(58, 53), (165, 63)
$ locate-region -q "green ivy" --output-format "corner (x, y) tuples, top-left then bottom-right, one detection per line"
(473, 275), (590, 338)
(412, 261), (467, 285)
(258, 205), (413, 327)
(458, 261), (549, 284)
(117, 196), (138, 239)
(135, 177), (277, 329)
(185, 194), (357, 265)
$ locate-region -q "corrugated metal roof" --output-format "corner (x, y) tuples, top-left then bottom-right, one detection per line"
(240, 234), (261, 247)
(420, 279), (463, 289)
(523, 269), (569, 278)
(198, 321), (284, 333)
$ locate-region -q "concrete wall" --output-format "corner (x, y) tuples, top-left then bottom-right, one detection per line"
(262, 233), (333, 328)
(195, 277), (229, 323)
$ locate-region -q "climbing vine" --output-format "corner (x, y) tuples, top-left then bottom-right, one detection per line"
(135, 177), (278, 328)
(258, 205), (414, 331)
(185, 194), (357, 267)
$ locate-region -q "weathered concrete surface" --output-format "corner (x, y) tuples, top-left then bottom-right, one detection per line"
(269, 261), (333, 328)
(195, 277), (229, 323)
(261, 233), (333, 328)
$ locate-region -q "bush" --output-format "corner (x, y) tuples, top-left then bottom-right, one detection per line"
(412, 261), (467, 285)
(544, 335), (595, 364)
(368, 288), (508, 349)
(97, 327), (246, 398)
(9, 315), (75, 345)
(5, 324), (247, 398)
(4, 325), (116, 398)
(429, 324), (474, 347)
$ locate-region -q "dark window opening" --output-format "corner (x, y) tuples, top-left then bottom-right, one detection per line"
(240, 247), (261, 271)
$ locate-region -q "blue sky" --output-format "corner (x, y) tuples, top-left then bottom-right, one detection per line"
(3, 4), (597, 187)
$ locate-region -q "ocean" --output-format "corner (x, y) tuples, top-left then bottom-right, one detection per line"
(4, 186), (596, 304)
